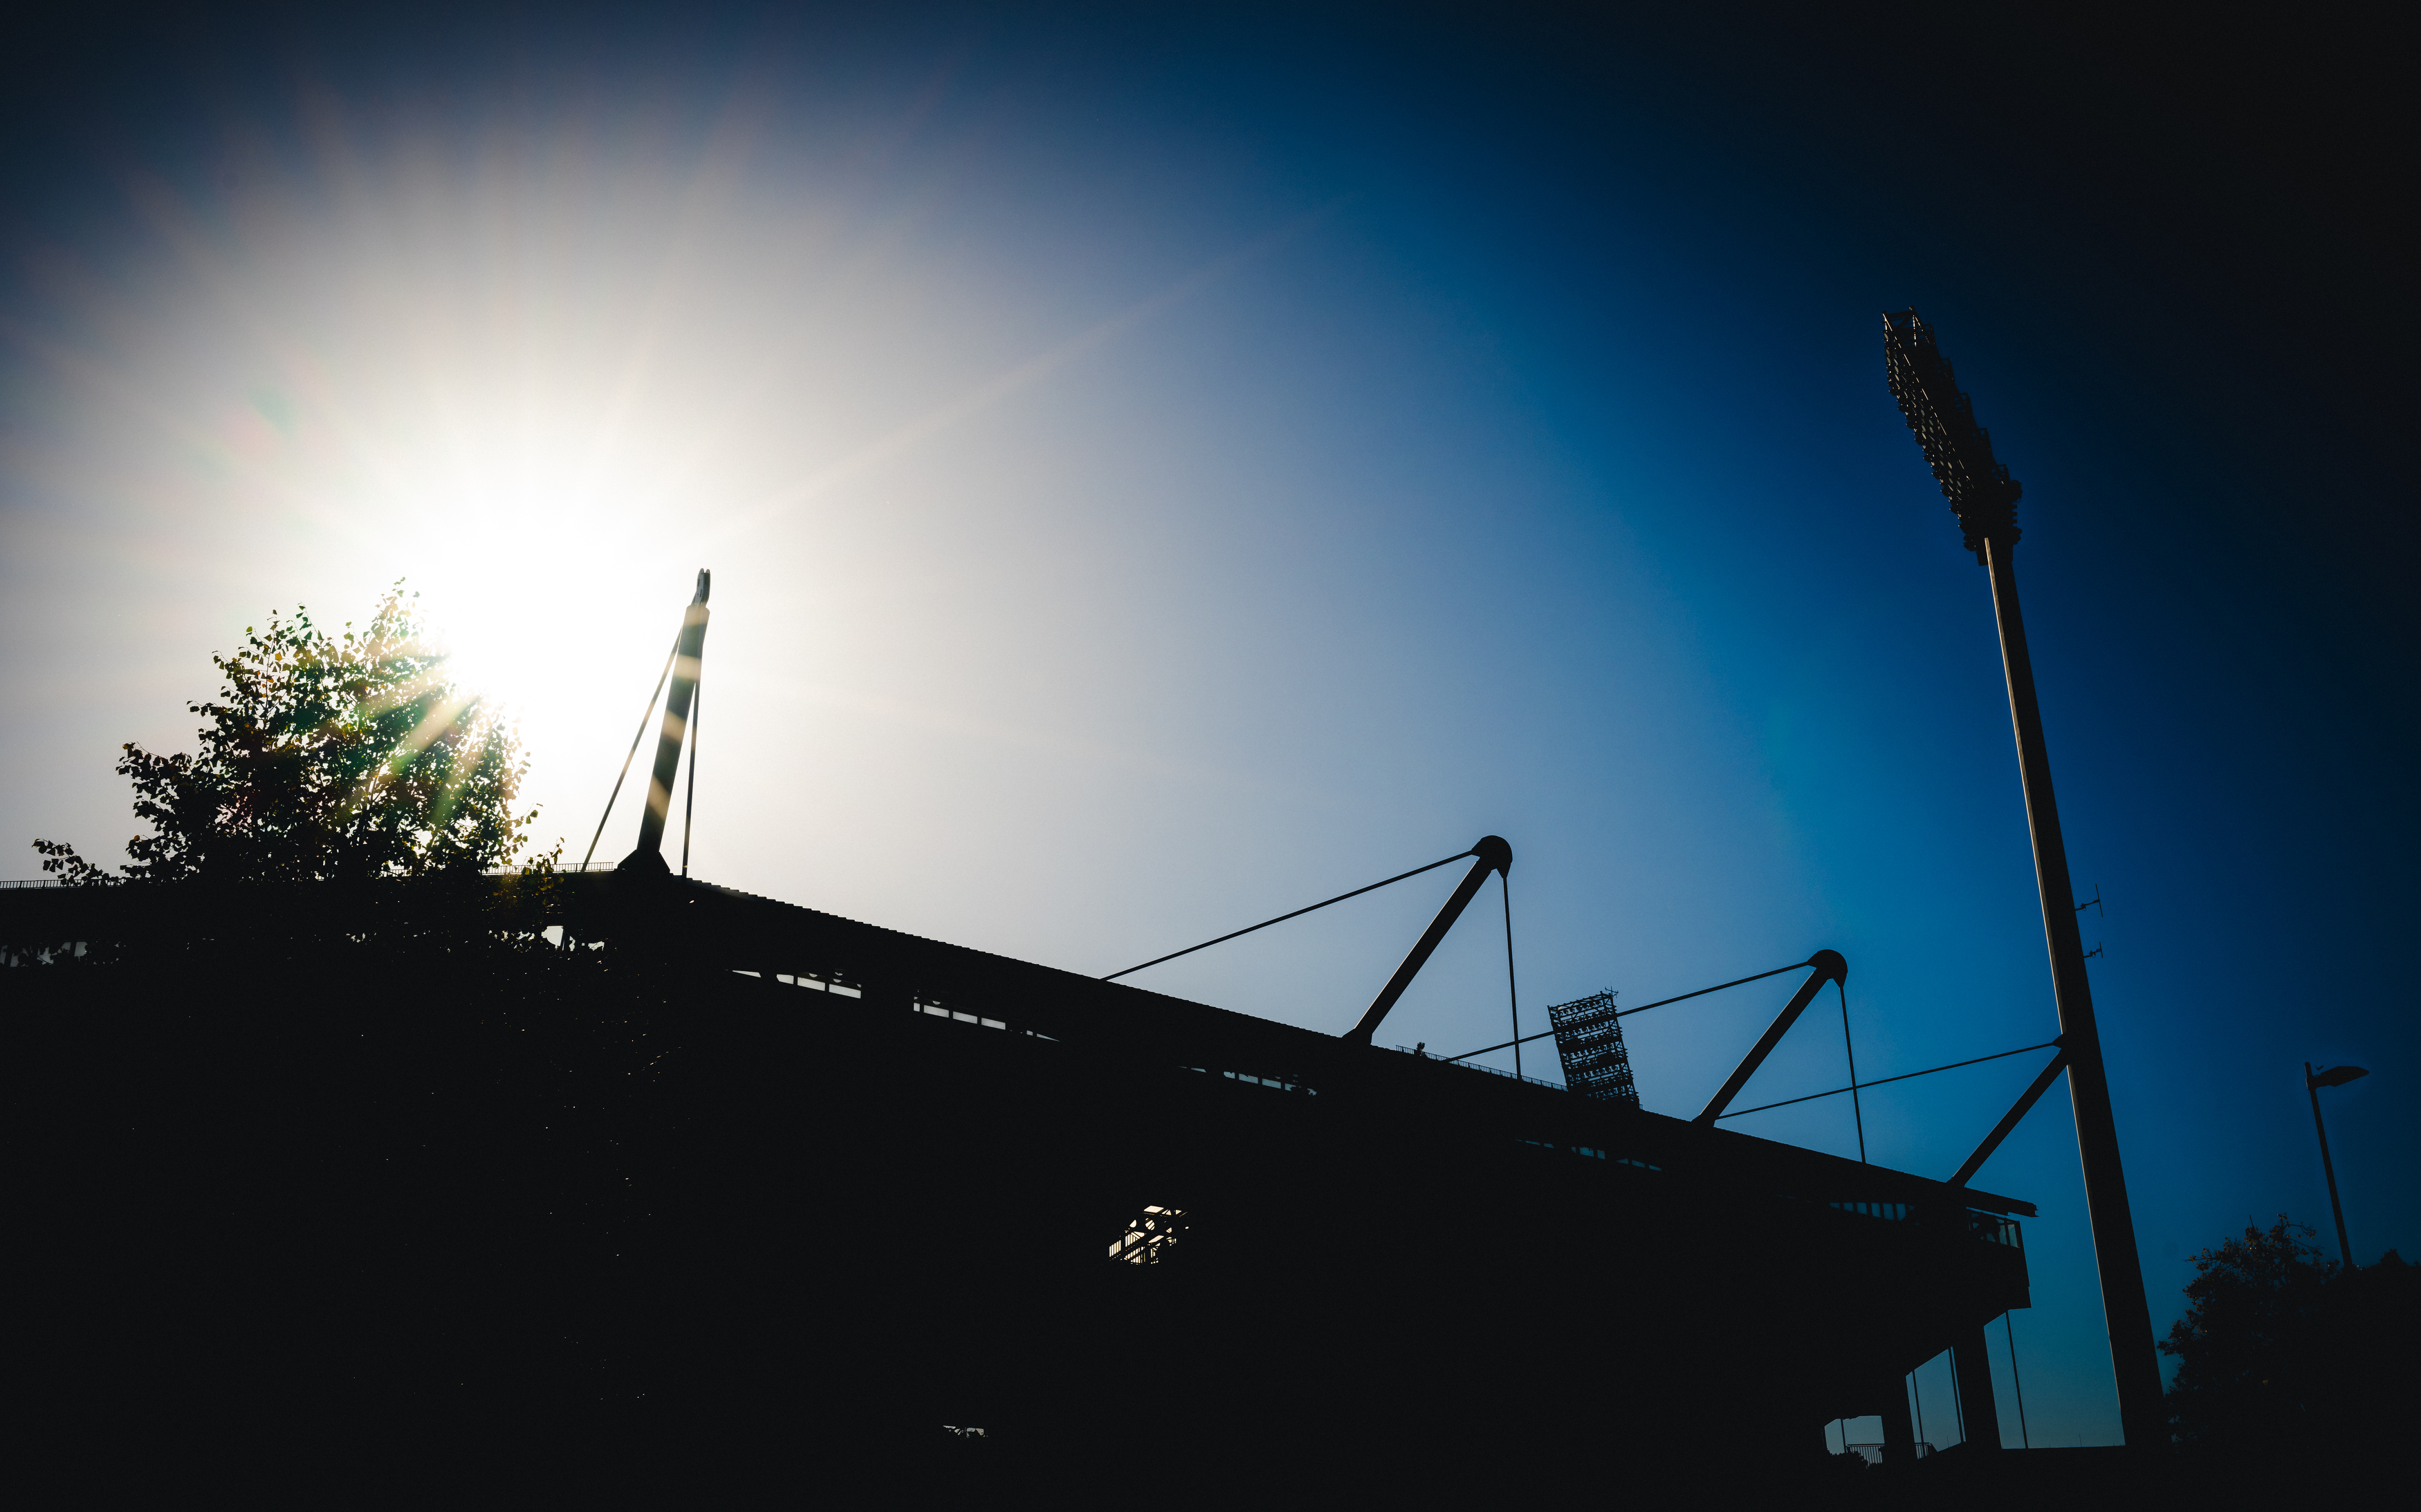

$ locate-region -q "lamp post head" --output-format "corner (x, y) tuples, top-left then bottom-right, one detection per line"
(2309, 1064), (2370, 1090)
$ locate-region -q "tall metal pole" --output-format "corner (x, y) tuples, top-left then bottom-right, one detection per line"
(1884, 311), (2164, 1451)
(2305, 1062), (2355, 1266)
(1984, 535), (2161, 1446)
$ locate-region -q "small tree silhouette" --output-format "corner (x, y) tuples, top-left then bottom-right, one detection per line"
(33, 583), (553, 885)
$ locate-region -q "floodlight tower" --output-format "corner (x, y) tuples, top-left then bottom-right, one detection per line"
(1883, 310), (2164, 1452)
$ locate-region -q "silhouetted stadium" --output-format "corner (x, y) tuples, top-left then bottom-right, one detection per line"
(11, 566), (2055, 1483)
(9, 860), (2030, 1476)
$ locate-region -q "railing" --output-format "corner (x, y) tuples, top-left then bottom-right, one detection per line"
(1831, 1199), (1911, 1221)
(1182, 1066), (1317, 1096)
(731, 969), (865, 998)
(1394, 1044), (1566, 1092)
(1801, 1196), (2023, 1249)
(1843, 1443), (1937, 1463)
(1969, 1212), (2023, 1248)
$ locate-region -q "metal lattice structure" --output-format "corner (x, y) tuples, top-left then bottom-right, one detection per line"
(1882, 309), (2022, 564)
(1547, 990), (1639, 1107)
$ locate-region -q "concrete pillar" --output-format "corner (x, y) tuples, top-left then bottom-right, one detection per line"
(1952, 1325), (2004, 1450)
(1879, 1379), (1917, 1464)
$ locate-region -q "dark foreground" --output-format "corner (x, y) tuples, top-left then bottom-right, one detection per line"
(8, 877), (2359, 1499)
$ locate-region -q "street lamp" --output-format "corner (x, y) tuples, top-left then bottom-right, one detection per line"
(2304, 1062), (2370, 1266)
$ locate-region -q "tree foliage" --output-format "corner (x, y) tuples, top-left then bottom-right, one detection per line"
(34, 584), (554, 885)
(2162, 1215), (2416, 1453)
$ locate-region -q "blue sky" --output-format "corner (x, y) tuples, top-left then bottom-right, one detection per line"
(4, 2), (2411, 1451)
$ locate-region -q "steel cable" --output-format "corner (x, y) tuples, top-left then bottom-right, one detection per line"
(1102, 849), (1474, 981)
(580, 629), (682, 870)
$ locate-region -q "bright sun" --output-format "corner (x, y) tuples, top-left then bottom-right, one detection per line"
(366, 416), (706, 790)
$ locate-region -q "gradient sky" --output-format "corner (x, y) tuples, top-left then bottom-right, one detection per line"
(5, 3), (2411, 1452)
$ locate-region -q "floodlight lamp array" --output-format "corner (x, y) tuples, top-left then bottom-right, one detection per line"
(1547, 990), (1640, 1107)
(1883, 309), (2023, 564)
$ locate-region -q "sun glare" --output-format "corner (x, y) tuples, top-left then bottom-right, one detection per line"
(378, 434), (689, 789)
(15, 77), (1188, 865)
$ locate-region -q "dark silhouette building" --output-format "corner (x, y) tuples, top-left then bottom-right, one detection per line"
(10, 865), (2032, 1476)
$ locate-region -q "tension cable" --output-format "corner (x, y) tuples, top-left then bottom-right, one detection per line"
(680, 668), (701, 878)
(1712, 1040), (2063, 1121)
(580, 628), (682, 870)
(1839, 976), (1867, 1163)
(1441, 959), (1815, 1064)
(1502, 870), (1520, 1080)
(1103, 849), (1475, 982)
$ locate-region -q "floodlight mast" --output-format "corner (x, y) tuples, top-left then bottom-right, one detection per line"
(1884, 310), (2165, 1453)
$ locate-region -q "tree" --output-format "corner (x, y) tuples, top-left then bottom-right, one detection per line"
(33, 584), (555, 886)
(2162, 1215), (2418, 1454)
(2162, 1217), (2335, 1447)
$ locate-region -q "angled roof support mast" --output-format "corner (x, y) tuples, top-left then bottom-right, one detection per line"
(1343, 836), (1510, 1047)
(1692, 951), (1847, 1125)
(1949, 1041), (2068, 1188)
(620, 569), (711, 874)
(1886, 308), (2163, 1453)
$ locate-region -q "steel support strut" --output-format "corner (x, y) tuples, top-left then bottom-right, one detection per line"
(1951, 1326), (2004, 1451)
(1949, 1042), (2068, 1188)
(1878, 1381), (1917, 1464)
(624, 570), (711, 871)
(1985, 535), (2164, 1448)
(1693, 951), (1847, 1124)
(1343, 836), (1510, 1045)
